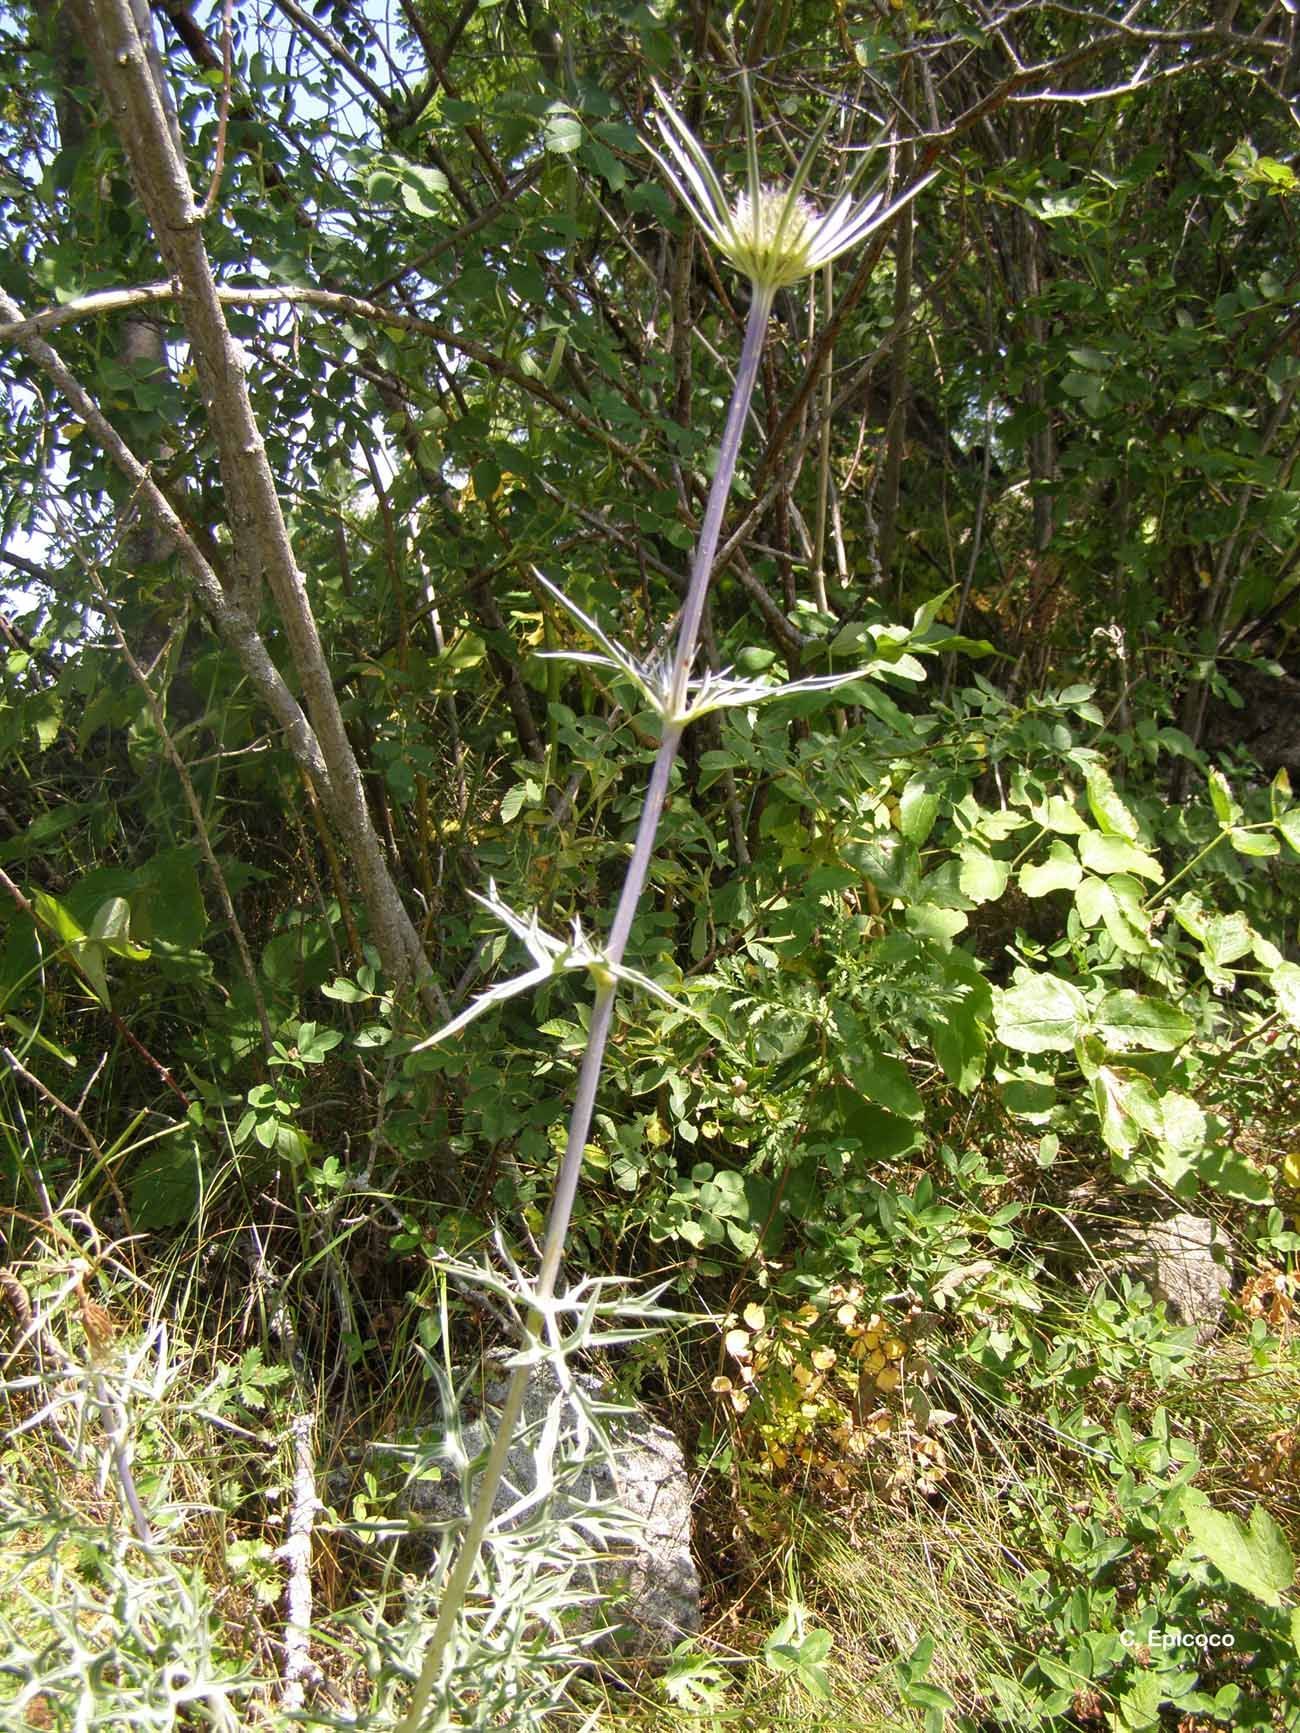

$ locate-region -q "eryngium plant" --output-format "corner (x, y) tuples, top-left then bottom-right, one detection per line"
(396, 77), (936, 1730)
(354, 1263), (666, 1731)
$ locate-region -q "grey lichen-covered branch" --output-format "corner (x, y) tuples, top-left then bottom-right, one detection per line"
(69, 0), (443, 1016)
(0, 285), (332, 799)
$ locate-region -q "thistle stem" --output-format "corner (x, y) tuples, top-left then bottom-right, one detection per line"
(396, 286), (775, 1733)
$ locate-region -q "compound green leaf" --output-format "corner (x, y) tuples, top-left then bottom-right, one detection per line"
(994, 973), (1087, 1053)
(1019, 841), (1082, 898)
(958, 847), (1009, 904)
(1093, 1065), (1162, 1155)
(898, 776), (941, 845)
(1093, 990), (1193, 1053)
(1078, 831), (1163, 882)
(1085, 764), (1140, 840)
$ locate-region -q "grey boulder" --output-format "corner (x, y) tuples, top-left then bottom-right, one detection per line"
(400, 1364), (700, 1657)
(1082, 1211), (1232, 1342)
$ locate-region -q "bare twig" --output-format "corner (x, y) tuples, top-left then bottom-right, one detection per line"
(195, 0), (233, 220)
(278, 1409), (322, 1710)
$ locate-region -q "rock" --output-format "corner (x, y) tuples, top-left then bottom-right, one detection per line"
(1084, 1211), (1232, 1342)
(399, 1364), (700, 1657)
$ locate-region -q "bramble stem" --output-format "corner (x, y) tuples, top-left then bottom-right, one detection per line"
(395, 286), (775, 1732)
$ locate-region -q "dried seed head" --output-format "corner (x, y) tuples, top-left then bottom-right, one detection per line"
(79, 1289), (115, 1359)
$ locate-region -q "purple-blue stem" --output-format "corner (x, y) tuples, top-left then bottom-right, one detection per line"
(396, 283), (775, 1731)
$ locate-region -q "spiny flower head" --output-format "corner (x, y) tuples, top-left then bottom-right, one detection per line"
(726, 187), (825, 288)
(648, 77), (935, 294)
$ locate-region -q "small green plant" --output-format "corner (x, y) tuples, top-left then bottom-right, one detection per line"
(764, 1594), (835, 1701)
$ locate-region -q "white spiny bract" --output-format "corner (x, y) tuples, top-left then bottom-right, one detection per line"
(648, 77), (929, 293)
(407, 882), (681, 1050)
(534, 566), (915, 725)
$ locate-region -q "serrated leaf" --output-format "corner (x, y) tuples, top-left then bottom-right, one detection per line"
(1279, 808), (1300, 855)
(974, 808), (1028, 843)
(1184, 1494), (1295, 1606)
(581, 135), (627, 191)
